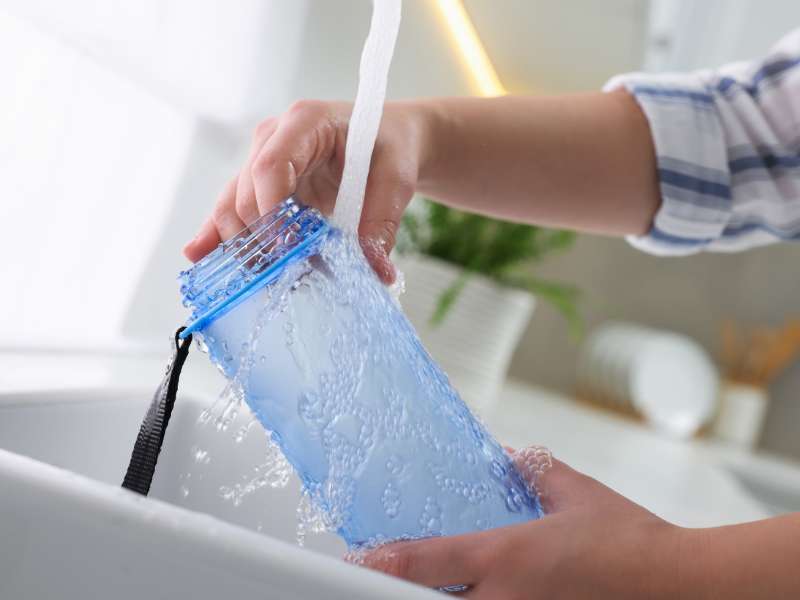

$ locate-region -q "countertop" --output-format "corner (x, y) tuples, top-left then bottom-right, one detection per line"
(485, 381), (797, 527)
(2, 348), (799, 528)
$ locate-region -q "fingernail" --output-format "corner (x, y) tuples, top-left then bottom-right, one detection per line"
(186, 218), (213, 248)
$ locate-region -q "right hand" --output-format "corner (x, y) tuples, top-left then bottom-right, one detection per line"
(359, 447), (685, 599)
(183, 100), (429, 283)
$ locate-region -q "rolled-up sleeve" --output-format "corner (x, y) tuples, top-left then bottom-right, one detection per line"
(604, 29), (800, 255)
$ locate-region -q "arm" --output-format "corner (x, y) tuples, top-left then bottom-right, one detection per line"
(682, 514), (800, 599)
(417, 27), (800, 254)
(185, 31), (800, 275)
(607, 28), (800, 256)
(416, 91), (661, 237)
(183, 92), (660, 282)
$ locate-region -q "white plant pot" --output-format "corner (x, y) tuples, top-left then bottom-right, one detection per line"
(395, 254), (535, 413)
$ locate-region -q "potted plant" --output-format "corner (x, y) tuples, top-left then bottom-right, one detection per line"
(395, 199), (579, 411)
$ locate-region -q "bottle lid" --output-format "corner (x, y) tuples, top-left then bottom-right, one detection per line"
(178, 198), (329, 338)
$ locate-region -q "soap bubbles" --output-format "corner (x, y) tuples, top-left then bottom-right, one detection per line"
(187, 226), (540, 550)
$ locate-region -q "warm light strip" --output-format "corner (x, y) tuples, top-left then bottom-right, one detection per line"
(434, 0), (506, 96)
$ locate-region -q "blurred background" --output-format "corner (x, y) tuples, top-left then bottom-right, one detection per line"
(2, 0), (800, 462)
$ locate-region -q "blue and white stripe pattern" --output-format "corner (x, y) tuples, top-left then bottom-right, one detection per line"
(605, 29), (800, 255)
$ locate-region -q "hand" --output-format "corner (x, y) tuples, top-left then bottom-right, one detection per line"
(359, 447), (685, 599)
(183, 100), (429, 283)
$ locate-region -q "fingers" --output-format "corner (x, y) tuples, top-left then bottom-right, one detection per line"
(185, 102), (335, 260)
(185, 98), (417, 282)
(211, 176), (248, 241)
(359, 232), (397, 285)
(235, 118), (279, 228)
(529, 456), (601, 514)
(251, 101), (337, 216)
(508, 446), (606, 515)
(357, 157), (415, 284)
(360, 533), (490, 590)
(183, 178), (240, 261)
(183, 217), (219, 262)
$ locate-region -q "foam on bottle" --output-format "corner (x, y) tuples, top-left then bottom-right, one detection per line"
(185, 228), (539, 548)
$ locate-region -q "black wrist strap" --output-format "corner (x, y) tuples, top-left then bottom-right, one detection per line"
(122, 327), (193, 495)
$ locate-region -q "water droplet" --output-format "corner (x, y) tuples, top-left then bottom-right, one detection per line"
(490, 459), (507, 481)
(381, 481), (401, 519)
(191, 445), (210, 465)
(234, 425), (250, 443)
(505, 489), (523, 513)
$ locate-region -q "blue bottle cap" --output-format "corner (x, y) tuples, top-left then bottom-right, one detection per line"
(178, 198), (329, 338)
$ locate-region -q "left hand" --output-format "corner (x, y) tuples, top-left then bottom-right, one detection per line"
(357, 448), (685, 599)
(183, 100), (428, 284)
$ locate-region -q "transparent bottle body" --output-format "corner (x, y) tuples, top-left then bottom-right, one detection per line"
(183, 206), (540, 547)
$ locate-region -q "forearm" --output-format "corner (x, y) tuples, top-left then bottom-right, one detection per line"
(680, 513), (800, 598)
(412, 91), (660, 236)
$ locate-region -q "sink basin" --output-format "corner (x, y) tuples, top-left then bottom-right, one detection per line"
(722, 458), (800, 517)
(0, 388), (439, 599)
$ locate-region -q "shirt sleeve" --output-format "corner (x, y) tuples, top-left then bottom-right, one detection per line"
(604, 29), (800, 256)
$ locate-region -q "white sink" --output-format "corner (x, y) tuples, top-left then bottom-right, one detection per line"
(0, 388), (439, 600)
(721, 458), (800, 517)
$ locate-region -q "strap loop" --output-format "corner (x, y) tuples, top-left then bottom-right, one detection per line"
(122, 327), (192, 495)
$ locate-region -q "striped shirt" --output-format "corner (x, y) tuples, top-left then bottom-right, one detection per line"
(605, 29), (800, 255)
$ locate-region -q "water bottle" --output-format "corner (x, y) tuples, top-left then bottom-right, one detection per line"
(179, 198), (541, 548)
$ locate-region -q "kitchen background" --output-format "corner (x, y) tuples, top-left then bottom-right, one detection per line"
(3, 0), (800, 458)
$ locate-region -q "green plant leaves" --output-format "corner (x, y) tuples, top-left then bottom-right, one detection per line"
(398, 199), (581, 331)
(498, 274), (583, 338)
(430, 269), (472, 327)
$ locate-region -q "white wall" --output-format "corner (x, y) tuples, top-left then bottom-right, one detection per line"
(0, 1), (309, 350)
(0, 9), (192, 348)
(1, 0), (308, 124)
(0, 1), (476, 351)
(465, 0), (649, 93)
(645, 0), (800, 71)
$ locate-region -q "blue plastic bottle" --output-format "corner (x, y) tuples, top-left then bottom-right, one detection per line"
(179, 198), (541, 548)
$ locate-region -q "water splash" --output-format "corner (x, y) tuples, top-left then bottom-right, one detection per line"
(217, 450), (291, 507)
(178, 472), (191, 499)
(296, 490), (335, 547)
(233, 415), (259, 444)
(212, 232), (538, 547)
(184, 226), (540, 547)
(191, 445), (211, 465)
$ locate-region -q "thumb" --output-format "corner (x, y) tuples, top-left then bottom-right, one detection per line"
(511, 447), (601, 514)
(359, 220), (398, 285)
